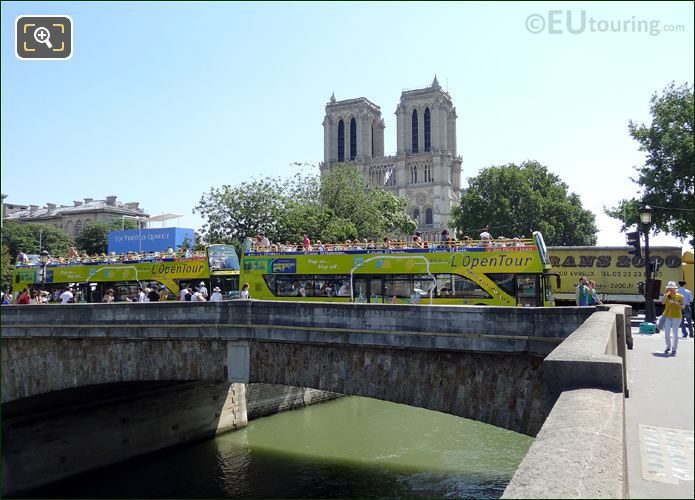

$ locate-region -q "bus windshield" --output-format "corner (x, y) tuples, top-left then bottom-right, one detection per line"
(207, 244), (240, 271)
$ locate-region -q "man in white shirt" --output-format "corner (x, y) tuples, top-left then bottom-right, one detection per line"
(197, 282), (208, 300)
(677, 280), (693, 338)
(210, 287), (223, 302)
(137, 288), (147, 303)
(59, 288), (74, 304)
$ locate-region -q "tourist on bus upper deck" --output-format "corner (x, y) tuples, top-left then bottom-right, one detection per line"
(29, 289), (42, 305)
(16, 250), (29, 265)
(259, 233), (270, 247)
(303, 235), (312, 252)
(413, 231), (423, 248)
(383, 237), (392, 249)
(210, 287), (223, 302)
(440, 229), (449, 245)
(479, 227), (492, 240)
(2, 290), (13, 305)
(197, 282), (209, 299)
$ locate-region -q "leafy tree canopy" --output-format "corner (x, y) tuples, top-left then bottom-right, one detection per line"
(604, 82), (694, 244)
(451, 161), (598, 246)
(75, 219), (139, 255)
(194, 163), (415, 248)
(1, 245), (13, 291)
(2, 222), (74, 259)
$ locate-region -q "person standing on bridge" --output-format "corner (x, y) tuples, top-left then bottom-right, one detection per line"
(575, 277), (591, 306)
(677, 280), (693, 338)
(662, 281), (684, 356)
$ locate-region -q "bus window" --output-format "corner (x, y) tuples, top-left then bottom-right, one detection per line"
(451, 274), (492, 299)
(434, 275), (452, 297)
(489, 273), (516, 298)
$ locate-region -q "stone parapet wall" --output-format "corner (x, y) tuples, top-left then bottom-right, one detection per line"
(503, 389), (625, 499)
(503, 305), (631, 499)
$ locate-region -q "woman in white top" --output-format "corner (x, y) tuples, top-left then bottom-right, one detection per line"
(240, 283), (250, 299)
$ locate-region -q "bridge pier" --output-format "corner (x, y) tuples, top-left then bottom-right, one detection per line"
(1, 381), (247, 495)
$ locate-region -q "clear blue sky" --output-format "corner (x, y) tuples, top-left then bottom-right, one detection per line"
(2, 1), (693, 247)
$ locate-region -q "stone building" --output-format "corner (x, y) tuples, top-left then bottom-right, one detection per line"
(2, 195), (148, 238)
(320, 76), (462, 242)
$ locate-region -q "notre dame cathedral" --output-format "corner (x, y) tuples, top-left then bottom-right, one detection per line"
(320, 76), (462, 242)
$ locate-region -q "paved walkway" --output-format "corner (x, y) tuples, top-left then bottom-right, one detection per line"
(626, 318), (694, 499)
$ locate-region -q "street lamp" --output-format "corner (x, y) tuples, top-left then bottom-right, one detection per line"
(638, 205), (656, 322)
(39, 250), (50, 291)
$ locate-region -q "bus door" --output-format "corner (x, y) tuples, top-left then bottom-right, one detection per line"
(542, 273), (561, 306)
(352, 277), (384, 303)
(516, 274), (541, 307)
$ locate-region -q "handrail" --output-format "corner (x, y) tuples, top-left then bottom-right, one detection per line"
(246, 238), (536, 255)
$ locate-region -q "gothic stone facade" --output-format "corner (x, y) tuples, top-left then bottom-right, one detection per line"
(320, 77), (462, 242)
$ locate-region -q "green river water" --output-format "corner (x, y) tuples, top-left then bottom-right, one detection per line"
(28, 396), (533, 499)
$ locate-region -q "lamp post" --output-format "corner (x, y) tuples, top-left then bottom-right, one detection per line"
(639, 204), (655, 323)
(39, 249), (50, 292)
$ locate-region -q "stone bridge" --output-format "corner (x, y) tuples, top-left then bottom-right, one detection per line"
(1, 301), (632, 497)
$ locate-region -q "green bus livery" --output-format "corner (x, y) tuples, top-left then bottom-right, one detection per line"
(12, 244), (240, 302)
(241, 232), (559, 307)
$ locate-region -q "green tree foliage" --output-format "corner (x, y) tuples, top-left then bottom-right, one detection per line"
(1, 245), (13, 291)
(451, 161), (598, 245)
(605, 82), (694, 243)
(1, 222), (75, 259)
(75, 219), (139, 255)
(194, 164), (415, 247)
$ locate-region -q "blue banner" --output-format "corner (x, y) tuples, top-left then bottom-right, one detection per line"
(107, 228), (194, 254)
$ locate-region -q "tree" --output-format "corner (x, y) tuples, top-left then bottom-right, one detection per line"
(1, 245), (13, 291)
(75, 219), (139, 255)
(451, 161), (598, 245)
(605, 82), (694, 244)
(319, 164), (415, 238)
(194, 164), (415, 246)
(1, 222), (75, 259)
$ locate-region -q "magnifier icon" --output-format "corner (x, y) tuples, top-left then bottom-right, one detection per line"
(33, 26), (53, 49)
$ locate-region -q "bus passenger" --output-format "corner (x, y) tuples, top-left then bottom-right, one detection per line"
(102, 289), (115, 303)
(413, 231), (423, 248)
(440, 229), (449, 246)
(337, 282), (351, 296)
(240, 283), (250, 299)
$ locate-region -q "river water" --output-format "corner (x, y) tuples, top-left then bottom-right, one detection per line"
(29, 396), (532, 499)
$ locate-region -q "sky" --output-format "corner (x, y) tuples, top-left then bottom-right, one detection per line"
(1, 1), (693, 247)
